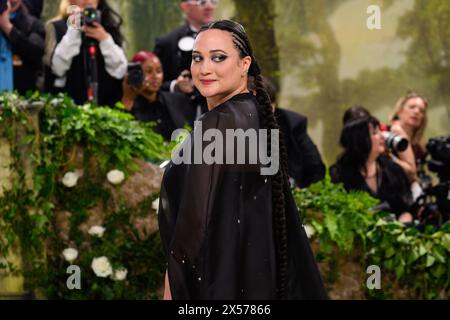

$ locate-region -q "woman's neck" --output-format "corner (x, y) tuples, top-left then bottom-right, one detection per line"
(207, 86), (249, 111)
(364, 157), (378, 177)
(142, 91), (158, 104)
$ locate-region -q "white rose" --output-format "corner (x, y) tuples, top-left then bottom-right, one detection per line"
(88, 225), (106, 238)
(106, 170), (125, 185)
(62, 172), (79, 188)
(50, 98), (63, 107)
(62, 248), (78, 263)
(304, 224), (315, 239)
(152, 198), (160, 214)
(91, 256), (113, 278)
(112, 268), (128, 281)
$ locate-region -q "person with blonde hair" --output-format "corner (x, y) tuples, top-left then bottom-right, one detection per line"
(49, 0), (71, 21)
(389, 92), (429, 182)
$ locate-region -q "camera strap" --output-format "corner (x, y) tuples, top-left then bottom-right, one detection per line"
(83, 34), (99, 104)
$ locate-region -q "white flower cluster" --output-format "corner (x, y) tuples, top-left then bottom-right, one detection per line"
(91, 257), (128, 281)
(61, 225), (127, 281)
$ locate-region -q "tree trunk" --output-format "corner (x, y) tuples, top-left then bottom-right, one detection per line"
(233, 0), (280, 90)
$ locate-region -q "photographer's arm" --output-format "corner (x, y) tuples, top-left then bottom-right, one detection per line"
(51, 27), (82, 77)
(390, 124), (417, 182)
(84, 23), (127, 80)
(7, 19), (45, 66)
(98, 35), (127, 79)
(121, 75), (138, 112)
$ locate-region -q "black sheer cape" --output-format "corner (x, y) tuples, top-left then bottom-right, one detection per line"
(158, 93), (327, 300)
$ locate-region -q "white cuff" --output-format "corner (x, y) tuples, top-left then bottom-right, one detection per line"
(170, 80), (177, 93)
(99, 35), (127, 79)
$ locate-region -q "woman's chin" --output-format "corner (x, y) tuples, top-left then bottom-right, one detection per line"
(198, 88), (218, 98)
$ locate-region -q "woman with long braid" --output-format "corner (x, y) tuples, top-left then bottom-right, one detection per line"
(158, 20), (326, 300)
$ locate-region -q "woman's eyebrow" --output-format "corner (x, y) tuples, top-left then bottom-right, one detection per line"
(210, 50), (227, 54)
(192, 50), (228, 54)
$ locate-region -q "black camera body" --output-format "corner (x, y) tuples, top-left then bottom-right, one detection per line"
(426, 135), (450, 182)
(415, 135), (450, 227)
(0, 0), (8, 14)
(82, 7), (102, 27)
(127, 63), (144, 87)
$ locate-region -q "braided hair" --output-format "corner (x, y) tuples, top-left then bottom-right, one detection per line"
(198, 20), (290, 299)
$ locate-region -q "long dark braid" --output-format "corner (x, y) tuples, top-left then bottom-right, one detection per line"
(199, 20), (290, 299)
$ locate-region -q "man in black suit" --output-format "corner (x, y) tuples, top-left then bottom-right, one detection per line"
(250, 77), (326, 189)
(154, 0), (217, 117)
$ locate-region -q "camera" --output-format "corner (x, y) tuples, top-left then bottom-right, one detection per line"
(82, 7), (102, 27)
(427, 135), (450, 181)
(382, 131), (409, 153)
(127, 63), (144, 87)
(0, 0), (7, 14)
(414, 135), (450, 227)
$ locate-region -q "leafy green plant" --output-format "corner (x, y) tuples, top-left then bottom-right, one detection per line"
(294, 176), (450, 299)
(0, 92), (173, 299)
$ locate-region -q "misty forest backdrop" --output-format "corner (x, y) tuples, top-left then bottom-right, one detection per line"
(43, 0), (449, 165)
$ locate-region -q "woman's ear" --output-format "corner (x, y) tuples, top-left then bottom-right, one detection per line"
(242, 56), (252, 76)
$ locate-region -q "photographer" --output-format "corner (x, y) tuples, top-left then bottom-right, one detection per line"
(154, 0), (218, 118)
(389, 92), (429, 183)
(0, 0), (45, 94)
(44, 0), (127, 107)
(330, 114), (415, 224)
(122, 51), (195, 141)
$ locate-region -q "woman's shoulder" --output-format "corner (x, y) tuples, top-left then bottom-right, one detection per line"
(202, 93), (259, 130)
(160, 91), (189, 104)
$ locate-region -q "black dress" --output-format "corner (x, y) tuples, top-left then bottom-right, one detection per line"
(158, 93), (327, 300)
(330, 155), (413, 217)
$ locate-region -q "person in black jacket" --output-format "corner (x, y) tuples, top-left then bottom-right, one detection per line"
(0, 0), (45, 94)
(122, 51), (195, 141)
(248, 76), (326, 188)
(154, 0), (217, 117)
(330, 114), (414, 224)
(23, 0), (43, 19)
(44, 0), (127, 107)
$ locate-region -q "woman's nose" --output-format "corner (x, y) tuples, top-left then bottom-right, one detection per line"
(199, 60), (213, 75)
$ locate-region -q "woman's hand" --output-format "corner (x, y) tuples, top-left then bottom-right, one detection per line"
(0, 2), (13, 36)
(398, 212), (414, 224)
(83, 22), (109, 42)
(175, 70), (195, 94)
(122, 75), (139, 112)
(163, 270), (172, 300)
